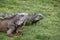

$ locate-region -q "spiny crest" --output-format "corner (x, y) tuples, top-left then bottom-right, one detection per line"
(0, 13), (28, 19)
(0, 13), (16, 19)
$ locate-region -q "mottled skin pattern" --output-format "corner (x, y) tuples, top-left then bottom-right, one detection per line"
(16, 13), (44, 36)
(0, 13), (15, 19)
(0, 17), (16, 37)
(0, 13), (28, 37)
(0, 13), (43, 37)
(25, 13), (43, 25)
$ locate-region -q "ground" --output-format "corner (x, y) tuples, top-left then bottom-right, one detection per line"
(0, 0), (60, 40)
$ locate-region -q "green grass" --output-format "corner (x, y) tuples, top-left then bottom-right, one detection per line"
(0, 0), (60, 40)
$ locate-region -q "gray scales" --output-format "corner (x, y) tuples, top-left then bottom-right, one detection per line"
(25, 13), (43, 25)
(0, 12), (43, 27)
(0, 13), (43, 25)
(0, 13), (16, 19)
(0, 13), (28, 37)
(0, 13), (43, 37)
